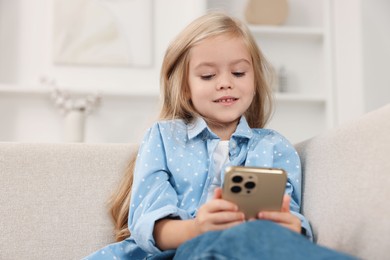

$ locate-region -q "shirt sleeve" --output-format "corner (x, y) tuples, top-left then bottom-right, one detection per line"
(271, 131), (314, 241)
(128, 122), (192, 254)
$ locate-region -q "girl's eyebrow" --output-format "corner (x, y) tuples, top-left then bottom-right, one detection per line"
(194, 59), (251, 69)
(194, 62), (215, 69)
(230, 58), (251, 65)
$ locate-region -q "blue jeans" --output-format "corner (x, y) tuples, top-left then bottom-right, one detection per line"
(150, 220), (356, 260)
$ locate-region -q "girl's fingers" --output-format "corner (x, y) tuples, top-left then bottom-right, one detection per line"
(259, 211), (300, 227)
(258, 211), (301, 233)
(200, 201), (244, 225)
(210, 211), (245, 224)
(196, 207), (245, 234)
(258, 211), (290, 223)
(203, 198), (238, 213)
(194, 187), (245, 234)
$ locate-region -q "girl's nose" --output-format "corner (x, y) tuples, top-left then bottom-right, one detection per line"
(218, 84), (232, 90)
(217, 75), (233, 90)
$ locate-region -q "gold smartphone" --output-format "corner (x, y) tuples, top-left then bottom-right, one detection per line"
(222, 166), (287, 220)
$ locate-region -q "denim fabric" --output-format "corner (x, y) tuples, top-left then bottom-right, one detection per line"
(172, 221), (357, 260)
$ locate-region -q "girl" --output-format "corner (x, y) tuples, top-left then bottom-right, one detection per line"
(85, 12), (354, 260)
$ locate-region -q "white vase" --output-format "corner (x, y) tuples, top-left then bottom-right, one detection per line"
(64, 109), (86, 142)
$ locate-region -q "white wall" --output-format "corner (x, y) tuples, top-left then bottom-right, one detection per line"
(1, 0), (389, 143)
(332, 0), (390, 124)
(361, 0), (390, 112)
(0, 0), (205, 94)
(0, 0), (19, 82)
(0, 0), (205, 143)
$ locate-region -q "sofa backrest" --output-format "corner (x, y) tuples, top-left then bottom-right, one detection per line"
(0, 143), (134, 260)
(296, 104), (390, 260)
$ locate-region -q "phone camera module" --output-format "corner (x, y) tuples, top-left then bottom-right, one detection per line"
(230, 186), (242, 193)
(232, 175), (243, 183)
(244, 181), (256, 189)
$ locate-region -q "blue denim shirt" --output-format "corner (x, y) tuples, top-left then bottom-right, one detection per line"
(128, 116), (313, 255)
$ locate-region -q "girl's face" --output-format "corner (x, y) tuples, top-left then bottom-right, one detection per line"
(188, 34), (255, 137)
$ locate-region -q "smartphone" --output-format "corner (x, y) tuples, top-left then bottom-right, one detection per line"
(222, 166), (287, 220)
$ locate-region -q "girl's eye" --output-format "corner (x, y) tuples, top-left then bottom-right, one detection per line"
(200, 74), (215, 80)
(232, 72), (245, 77)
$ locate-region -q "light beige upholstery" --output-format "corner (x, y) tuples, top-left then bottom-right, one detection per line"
(296, 104), (390, 260)
(0, 143), (134, 259)
(1, 104), (389, 259)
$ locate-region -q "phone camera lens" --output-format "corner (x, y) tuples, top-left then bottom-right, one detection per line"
(245, 181), (256, 189)
(232, 175), (243, 183)
(231, 186), (241, 193)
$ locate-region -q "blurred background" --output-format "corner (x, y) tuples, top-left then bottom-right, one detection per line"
(0, 0), (389, 144)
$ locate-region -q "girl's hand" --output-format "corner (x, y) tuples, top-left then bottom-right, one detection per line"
(257, 195), (302, 233)
(193, 188), (245, 236)
(154, 188), (244, 250)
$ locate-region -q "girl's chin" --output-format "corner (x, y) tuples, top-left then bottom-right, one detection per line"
(206, 118), (240, 127)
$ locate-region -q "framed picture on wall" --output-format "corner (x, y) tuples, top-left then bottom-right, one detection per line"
(52, 0), (153, 67)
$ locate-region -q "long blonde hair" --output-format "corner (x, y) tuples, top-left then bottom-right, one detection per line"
(110, 12), (274, 242)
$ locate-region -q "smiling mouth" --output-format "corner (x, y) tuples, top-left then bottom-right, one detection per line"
(214, 97), (238, 103)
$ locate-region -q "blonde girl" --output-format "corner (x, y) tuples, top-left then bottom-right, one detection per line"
(110, 10), (275, 243)
(85, 12), (355, 260)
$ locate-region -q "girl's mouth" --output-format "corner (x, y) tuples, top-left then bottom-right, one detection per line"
(213, 97), (238, 103)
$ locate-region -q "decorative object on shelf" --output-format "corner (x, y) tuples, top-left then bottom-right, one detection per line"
(52, 0), (153, 67)
(41, 77), (101, 142)
(245, 0), (289, 25)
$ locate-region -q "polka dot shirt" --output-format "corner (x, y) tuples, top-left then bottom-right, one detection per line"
(85, 116), (312, 259)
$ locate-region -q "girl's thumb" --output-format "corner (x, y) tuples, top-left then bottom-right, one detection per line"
(281, 194), (291, 212)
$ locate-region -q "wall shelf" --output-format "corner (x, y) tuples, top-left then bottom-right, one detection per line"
(248, 25), (324, 40)
(0, 84), (159, 99)
(206, 0), (332, 143)
(274, 93), (326, 103)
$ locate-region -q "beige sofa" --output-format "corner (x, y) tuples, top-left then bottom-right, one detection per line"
(1, 104), (389, 260)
